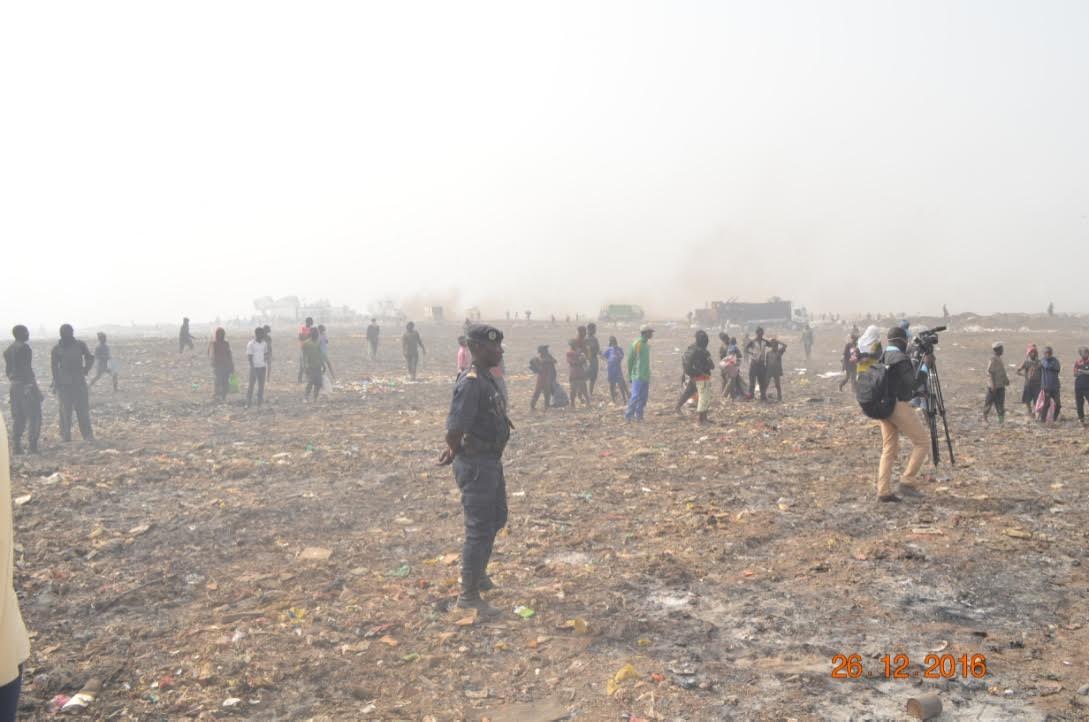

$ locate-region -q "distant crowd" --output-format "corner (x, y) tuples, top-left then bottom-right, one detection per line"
(5, 314), (1088, 457)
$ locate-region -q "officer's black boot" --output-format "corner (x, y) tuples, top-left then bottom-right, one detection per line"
(479, 538), (496, 591)
(456, 566), (500, 618)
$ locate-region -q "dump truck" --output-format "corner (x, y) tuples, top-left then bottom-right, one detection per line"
(694, 299), (804, 328)
(598, 304), (645, 323)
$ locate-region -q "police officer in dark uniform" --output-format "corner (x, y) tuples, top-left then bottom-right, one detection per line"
(439, 324), (511, 617)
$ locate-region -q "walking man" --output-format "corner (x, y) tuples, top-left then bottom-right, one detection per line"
(439, 324), (511, 617)
(674, 330), (714, 423)
(88, 332), (118, 392)
(50, 325), (95, 442)
(366, 318), (380, 360)
(402, 321), (426, 380)
(625, 325), (653, 422)
(983, 342), (1009, 423)
(179, 317), (195, 353)
(4, 325), (43, 454)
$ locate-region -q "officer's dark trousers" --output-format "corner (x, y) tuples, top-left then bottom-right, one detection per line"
(57, 383), (93, 441)
(10, 383), (42, 451)
(453, 454), (507, 593)
(0, 668), (21, 722)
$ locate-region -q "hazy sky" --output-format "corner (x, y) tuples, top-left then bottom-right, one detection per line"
(2, 1), (1087, 329)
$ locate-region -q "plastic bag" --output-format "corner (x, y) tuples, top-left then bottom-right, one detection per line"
(228, 372), (240, 394)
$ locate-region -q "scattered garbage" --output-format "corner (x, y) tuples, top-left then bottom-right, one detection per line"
(607, 663), (639, 696)
(513, 605), (535, 619)
(61, 678), (101, 712)
(906, 692), (942, 719)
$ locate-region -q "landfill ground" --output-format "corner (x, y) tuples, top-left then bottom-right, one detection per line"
(6, 315), (1089, 721)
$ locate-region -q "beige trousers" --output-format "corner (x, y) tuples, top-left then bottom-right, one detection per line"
(877, 401), (931, 496)
(695, 379), (712, 412)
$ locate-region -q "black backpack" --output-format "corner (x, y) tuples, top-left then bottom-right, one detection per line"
(856, 361), (896, 419)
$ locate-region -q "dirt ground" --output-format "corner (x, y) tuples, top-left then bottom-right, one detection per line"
(5, 316), (1089, 721)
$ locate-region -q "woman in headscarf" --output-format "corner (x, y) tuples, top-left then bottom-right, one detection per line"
(208, 327), (234, 402)
(855, 325), (883, 374)
(1016, 344), (1042, 417)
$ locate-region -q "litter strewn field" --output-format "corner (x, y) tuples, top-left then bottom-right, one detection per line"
(7, 317), (1089, 720)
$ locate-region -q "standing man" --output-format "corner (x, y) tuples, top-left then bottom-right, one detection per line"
(801, 324), (814, 362)
(317, 324), (335, 380)
(366, 318), (380, 360)
(745, 327), (772, 401)
(439, 325), (511, 617)
(1039, 346), (1061, 424)
(262, 325), (273, 383)
(874, 326), (930, 502)
(4, 326), (43, 454)
(983, 342), (1009, 424)
(585, 323), (602, 397)
(529, 345), (557, 411)
(565, 340), (590, 408)
(297, 317), (314, 383)
(50, 324), (95, 442)
(179, 317), (195, 353)
(402, 321), (426, 380)
(302, 327), (325, 401)
(625, 325), (654, 422)
(245, 327), (268, 407)
(1074, 346), (1089, 426)
(839, 332), (859, 392)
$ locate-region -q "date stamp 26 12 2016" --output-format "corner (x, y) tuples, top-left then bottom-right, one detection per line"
(831, 653), (987, 680)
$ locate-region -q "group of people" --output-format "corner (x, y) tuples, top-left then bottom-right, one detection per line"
(202, 317), (340, 406)
(985, 342), (1089, 425)
(525, 323), (637, 414)
(3, 324), (123, 453)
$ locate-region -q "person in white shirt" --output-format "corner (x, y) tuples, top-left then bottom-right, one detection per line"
(245, 327), (269, 407)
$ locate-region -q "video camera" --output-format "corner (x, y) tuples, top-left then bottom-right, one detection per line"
(911, 325), (946, 358)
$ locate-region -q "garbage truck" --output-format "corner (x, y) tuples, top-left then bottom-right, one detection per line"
(598, 304), (645, 323)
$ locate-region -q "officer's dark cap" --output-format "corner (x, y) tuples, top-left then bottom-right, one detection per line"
(467, 324), (503, 344)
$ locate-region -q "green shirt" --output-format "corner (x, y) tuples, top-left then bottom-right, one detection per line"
(302, 339), (324, 371)
(627, 337), (651, 382)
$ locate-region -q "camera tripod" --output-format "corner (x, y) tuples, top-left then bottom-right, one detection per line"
(921, 356), (955, 466)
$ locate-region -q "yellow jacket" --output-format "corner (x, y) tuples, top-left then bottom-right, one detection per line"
(0, 415), (31, 686)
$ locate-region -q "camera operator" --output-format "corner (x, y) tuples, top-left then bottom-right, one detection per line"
(875, 326), (931, 503)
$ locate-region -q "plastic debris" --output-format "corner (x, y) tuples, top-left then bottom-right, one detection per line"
(61, 678), (101, 712)
(607, 663), (639, 696)
(298, 546), (333, 561)
(513, 605), (535, 619)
